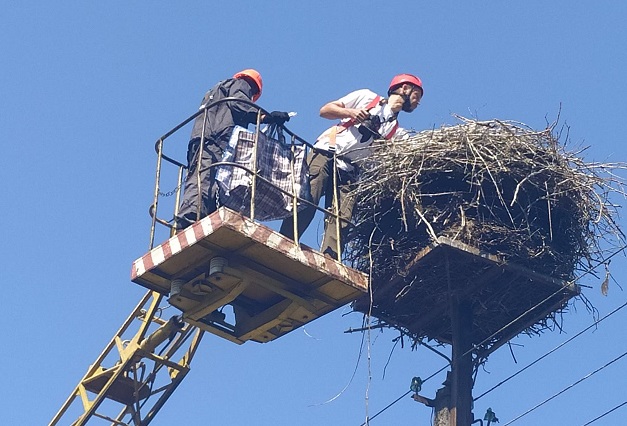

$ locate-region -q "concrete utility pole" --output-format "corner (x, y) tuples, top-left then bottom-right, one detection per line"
(432, 296), (474, 426)
(369, 241), (576, 425)
(449, 297), (474, 425)
(431, 376), (451, 426)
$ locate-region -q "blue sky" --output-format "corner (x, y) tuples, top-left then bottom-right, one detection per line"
(3, 2), (627, 425)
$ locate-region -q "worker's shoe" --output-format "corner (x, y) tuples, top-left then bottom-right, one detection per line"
(174, 216), (194, 232)
(322, 247), (339, 261)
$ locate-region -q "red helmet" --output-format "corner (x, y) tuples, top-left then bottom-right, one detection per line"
(233, 69), (263, 102)
(388, 73), (423, 96)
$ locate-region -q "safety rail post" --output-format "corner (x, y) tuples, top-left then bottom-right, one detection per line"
(331, 152), (342, 261)
(149, 107), (199, 246)
(171, 165), (184, 238)
(150, 139), (165, 249)
(250, 110), (263, 222)
(195, 108), (209, 223)
(289, 134), (300, 243)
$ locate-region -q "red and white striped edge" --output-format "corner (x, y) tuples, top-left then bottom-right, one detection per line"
(131, 208), (368, 291)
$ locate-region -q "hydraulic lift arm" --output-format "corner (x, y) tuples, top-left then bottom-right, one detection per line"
(49, 290), (204, 426)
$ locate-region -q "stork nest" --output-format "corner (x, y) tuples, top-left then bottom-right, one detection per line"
(346, 116), (626, 347)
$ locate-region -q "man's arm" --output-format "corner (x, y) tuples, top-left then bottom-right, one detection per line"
(229, 80), (261, 122)
(320, 100), (370, 123)
(229, 79), (290, 125)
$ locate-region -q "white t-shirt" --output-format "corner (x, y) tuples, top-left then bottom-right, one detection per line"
(314, 89), (404, 170)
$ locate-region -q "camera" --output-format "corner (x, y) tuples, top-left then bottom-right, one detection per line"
(358, 114), (382, 142)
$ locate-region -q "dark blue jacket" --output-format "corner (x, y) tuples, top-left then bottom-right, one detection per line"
(190, 78), (260, 143)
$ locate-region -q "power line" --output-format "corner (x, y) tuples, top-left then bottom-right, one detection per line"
(474, 300), (627, 401)
(465, 281), (571, 358)
(356, 248), (627, 425)
(502, 349), (627, 425)
(359, 390), (411, 426)
(357, 297), (627, 425)
(357, 364), (449, 426)
(355, 289), (603, 425)
(582, 400), (627, 425)
(467, 243), (626, 358)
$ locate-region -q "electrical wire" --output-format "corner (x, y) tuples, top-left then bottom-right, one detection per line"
(355, 247), (626, 425)
(461, 244), (626, 364)
(354, 281), (579, 425)
(357, 364), (450, 426)
(359, 390), (412, 426)
(382, 338), (399, 380)
(363, 228), (377, 425)
(582, 400), (627, 425)
(459, 248), (623, 365)
(502, 349), (627, 425)
(474, 299), (627, 401)
(468, 281), (572, 355)
(311, 322), (368, 407)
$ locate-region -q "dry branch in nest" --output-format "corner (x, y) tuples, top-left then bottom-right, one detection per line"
(346, 116), (627, 353)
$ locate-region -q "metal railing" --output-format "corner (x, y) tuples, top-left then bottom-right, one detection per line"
(147, 97), (353, 260)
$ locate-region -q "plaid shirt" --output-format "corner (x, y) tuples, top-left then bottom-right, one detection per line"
(215, 125), (311, 221)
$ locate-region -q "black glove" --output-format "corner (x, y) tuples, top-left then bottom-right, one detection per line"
(264, 111), (291, 125)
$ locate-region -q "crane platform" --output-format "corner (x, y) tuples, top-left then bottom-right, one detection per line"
(131, 207), (369, 344)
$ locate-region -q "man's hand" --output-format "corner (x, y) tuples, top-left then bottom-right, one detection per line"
(320, 100), (369, 122)
(263, 111), (291, 125)
(347, 108), (370, 123)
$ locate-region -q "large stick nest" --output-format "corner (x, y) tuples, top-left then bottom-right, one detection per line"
(346, 117), (626, 348)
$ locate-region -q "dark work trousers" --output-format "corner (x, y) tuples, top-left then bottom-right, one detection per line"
(176, 136), (226, 229)
(279, 150), (358, 257)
